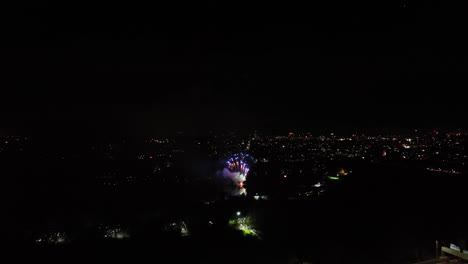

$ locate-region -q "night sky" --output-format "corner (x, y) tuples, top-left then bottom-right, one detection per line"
(3, 1), (467, 137)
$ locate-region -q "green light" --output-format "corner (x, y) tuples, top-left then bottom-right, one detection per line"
(242, 229), (254, 236)
(328, 176), (340, 180)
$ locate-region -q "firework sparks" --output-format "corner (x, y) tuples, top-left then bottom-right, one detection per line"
(223, 153), (255, 193)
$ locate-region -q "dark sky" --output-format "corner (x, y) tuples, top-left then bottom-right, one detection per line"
(3, 1), (468, 137)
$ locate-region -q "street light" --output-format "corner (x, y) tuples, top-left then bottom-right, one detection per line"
(236, 211), (241, 216)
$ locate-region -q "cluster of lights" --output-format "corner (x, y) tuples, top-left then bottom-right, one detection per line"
(163, 221), (190, 237)
(35, 232), (68, 244)
(229, 211), (258, 237)
(426, 167), (462, 175)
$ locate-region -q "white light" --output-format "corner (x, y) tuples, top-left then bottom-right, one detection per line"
(236, 211), (241, 216)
